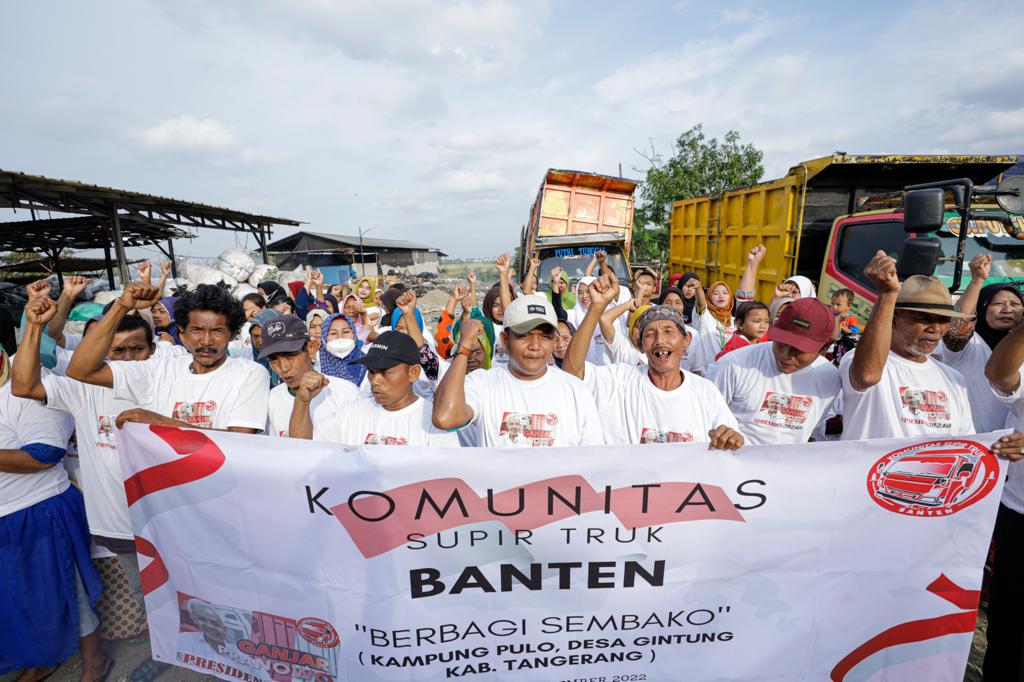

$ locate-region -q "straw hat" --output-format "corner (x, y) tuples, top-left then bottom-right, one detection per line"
(894, 275), (974, 319)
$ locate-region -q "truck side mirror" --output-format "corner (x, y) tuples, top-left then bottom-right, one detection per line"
(903, 188), (945, 234)
(897, 237), (942, 280)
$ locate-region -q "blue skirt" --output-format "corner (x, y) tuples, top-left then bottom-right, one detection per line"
(0, 485), (103, 673)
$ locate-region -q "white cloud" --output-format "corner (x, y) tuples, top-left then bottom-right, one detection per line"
(132, 115), (237, 152)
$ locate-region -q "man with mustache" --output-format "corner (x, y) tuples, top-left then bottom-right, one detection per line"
(561, 273), (742, 449)
(840, 251), (974, 439)
(67, 283), (270, 433)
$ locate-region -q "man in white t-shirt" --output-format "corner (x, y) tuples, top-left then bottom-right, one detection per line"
(433, 293), (603, 447)
(562, 273), (743, 449)
(67, 282), (270, 433)
(291, 331), (457, 446)
(260, 315), (362, 437)
(840, 252), (975, 440)
(707, 298), (840, 445)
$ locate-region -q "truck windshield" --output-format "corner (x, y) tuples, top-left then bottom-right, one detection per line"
(889, 458), (956, 478)
(934, 213), (1024, 287)
(536, 246), (629, 287)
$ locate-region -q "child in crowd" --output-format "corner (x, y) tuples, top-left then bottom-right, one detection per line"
(830, 288), (860, 334)
(715, 301), (770, 361)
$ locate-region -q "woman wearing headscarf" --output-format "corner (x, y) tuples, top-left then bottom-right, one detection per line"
(319, 313), (367, 388)
(257, 281), (288, 303)
(689, 280), (735, 374)
(306, 308), (329, 371)
(452, 310), (495, 372)
(565, 276), (616, 365)
(546, 269), (576, 318)
(323, 293), (339, 315)
(676, 273), (700, 324)
(151, 296), (181, 346)
(342, 295), (371, 341)
(353, 277), (376, 307)
(778, 275), (817, 300)
(552, 319), (576, 369)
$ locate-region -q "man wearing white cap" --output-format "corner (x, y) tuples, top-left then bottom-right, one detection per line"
(433, 293), (603, 447)
(562, 273), (743, 449)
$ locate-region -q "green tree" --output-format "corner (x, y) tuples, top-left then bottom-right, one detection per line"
(632, 124), (764, 264)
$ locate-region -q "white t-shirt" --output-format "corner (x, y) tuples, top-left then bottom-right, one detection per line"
(266, 378), (363, 438)
(689, 308), (734, 374)
(609, 328), (646, 367)
(988, 368), (1024, 514)
(839, 350), (974, 441)
(462, 366), (603, 447)
(318, 396), (459, 446)
(706, 343), (841, 445)
(0, 383), (76, 517)
(109, 355), (270, 431)
(583, 362), (737, 445)
(931, 334), (1008, 434)
(41, 373), (139, 538)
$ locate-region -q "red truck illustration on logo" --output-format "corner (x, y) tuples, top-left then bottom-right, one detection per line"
(867, 441), (999, 516)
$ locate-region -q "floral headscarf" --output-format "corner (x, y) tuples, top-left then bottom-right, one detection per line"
(318, 313), (367, 386)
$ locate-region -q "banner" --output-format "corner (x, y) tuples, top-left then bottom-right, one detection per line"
(116, 425), (1007, 682)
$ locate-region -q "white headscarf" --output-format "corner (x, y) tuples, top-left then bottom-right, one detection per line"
(785, 276), (817, 299)
(568, 276), (596, 327)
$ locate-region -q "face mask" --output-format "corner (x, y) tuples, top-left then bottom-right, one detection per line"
(326, 338), (355, 358)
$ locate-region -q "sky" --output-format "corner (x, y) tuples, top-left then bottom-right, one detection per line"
(2, 0), (1022, 262)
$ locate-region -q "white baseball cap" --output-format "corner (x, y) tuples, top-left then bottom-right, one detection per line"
(503, 294), (558, 334)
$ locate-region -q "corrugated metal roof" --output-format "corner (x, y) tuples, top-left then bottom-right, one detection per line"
(267, 230), (442, 252)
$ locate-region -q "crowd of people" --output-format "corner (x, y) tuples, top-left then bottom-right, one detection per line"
(4, 246), (1024, 681)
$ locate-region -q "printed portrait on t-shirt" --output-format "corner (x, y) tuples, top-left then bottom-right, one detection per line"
(173, 401), (219, 430)
(755, 392), (814, 431)
(898, 387), (951, 427)
(363, 434), (408, 446)
(96, 415), (116, 447)
(498, 412), (558, 447)
(640, 428), (693, 444)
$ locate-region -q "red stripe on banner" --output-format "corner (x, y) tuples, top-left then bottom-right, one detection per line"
(830, 574), (980, 681)
(333, 475), (745, 558)
(124, 426), (227, 506)
(134, 535), (169, 595)
(927, 573), (982, 610)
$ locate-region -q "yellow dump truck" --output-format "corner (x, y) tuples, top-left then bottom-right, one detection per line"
(668, 154), (1023, 319)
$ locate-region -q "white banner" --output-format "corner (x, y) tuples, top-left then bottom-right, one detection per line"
(116, 425), (1006, 682)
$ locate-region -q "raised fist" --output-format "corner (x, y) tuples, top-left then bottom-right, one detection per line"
(396, 290), (417, 316)
(24, 298), (58, 326)
(863, 250), (900, 295)
(26, 279), (52, 303)
(118, 283), (162, 311)
(63, 275), (92, 299)
(295, 371), (329, 402)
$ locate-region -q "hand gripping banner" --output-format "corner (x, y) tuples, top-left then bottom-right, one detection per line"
(116, 425), (1006, 682)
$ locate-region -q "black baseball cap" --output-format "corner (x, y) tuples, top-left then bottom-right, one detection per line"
(257, 314), (309, 359)
(352, 331), (419, 369)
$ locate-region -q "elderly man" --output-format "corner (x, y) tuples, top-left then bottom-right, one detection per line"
(707, 297), (840, 445)
(562, 273), (742, 449)
(840, 252), (976, 440)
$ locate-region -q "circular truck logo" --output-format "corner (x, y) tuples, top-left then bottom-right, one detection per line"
(296, 617), (340, 648)
(867, 440), (999, 516)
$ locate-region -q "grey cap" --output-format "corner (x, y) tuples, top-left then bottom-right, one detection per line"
(257, 314), (309, 359)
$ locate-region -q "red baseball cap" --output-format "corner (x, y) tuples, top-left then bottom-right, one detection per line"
(767, 298), (836, 353)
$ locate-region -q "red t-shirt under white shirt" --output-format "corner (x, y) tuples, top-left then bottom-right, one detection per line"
(706, 342), (840, 445)
(838, 350), (974, 441)
(582, 362), (738, 445)
(462, 366), (604, 448)
(109, 355), (270, 431)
